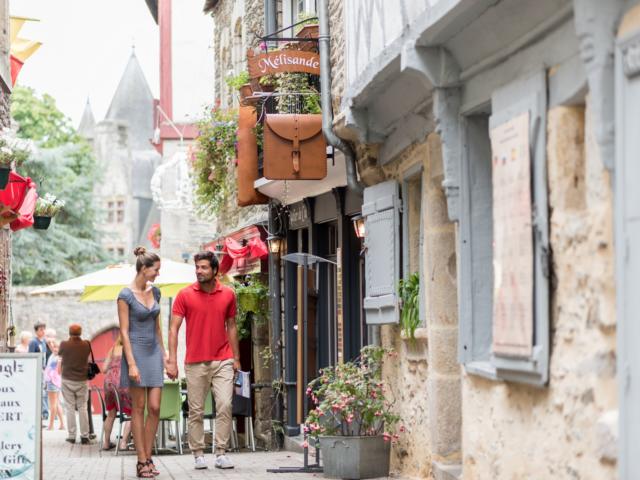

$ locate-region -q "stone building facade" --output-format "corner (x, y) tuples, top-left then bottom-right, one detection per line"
(79, 52), (160, 260)
(330, 0), (634, 479)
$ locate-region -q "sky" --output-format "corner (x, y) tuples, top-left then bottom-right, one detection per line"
(10, 0), (160, 126)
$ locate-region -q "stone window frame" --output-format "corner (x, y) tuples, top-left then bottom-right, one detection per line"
(401, 163), (426, 328)
(458, 70), (550, 386)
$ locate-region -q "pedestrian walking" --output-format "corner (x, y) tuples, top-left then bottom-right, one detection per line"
(166, 250), (240, 471)
(14, 330), (32, 353)
(102, 334), (133, 451)
(58, 324), (92, 444)
(118, 246), (165, 478)
(44, 341), (65, 431)
(28, 321), (49, 421)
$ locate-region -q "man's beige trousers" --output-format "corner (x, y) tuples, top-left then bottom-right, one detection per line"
(185, 359), (234, 456)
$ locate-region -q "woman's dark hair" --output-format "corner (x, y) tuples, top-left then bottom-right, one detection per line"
(193, 251), (219, 272)
(133, 246), (160, 273)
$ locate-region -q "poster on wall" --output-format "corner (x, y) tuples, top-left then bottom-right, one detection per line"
(490, 112), (534, 358)
(0, 353), (42, 480)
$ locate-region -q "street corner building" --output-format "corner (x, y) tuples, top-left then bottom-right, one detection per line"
(211, 0), (640, 478)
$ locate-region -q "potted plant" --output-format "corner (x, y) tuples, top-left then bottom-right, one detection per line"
(305, 346), (401, 479)
(225, 71), (252, 100)
(233, 275), (269, 339)
(295, 12), (319, 42)
(0, 128), (33, 189)
(399, 272), (420, 339)
(33, 193), (64, 230)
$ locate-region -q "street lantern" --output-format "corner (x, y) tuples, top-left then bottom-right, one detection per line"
(352, 214), (365, 239)
(267, 234), (283, 255)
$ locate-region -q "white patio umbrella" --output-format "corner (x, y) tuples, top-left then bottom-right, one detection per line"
(30, 258), (196, 302)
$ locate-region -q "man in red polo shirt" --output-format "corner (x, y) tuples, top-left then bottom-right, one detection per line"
(166, 251), (240, 470)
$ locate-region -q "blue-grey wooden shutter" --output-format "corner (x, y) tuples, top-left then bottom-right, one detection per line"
(489, 70), (549, 386)
(616, 27), (640, 480)
(362, 180), (401, 324)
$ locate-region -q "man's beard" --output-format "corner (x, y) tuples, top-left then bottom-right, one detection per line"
(197, 274), (214, 283)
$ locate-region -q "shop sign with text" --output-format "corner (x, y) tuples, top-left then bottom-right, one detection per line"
(248, 49), (320, 78)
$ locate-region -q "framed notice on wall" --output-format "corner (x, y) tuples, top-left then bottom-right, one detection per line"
(490, 112), (534, 358)
(0, 353), (42, 479)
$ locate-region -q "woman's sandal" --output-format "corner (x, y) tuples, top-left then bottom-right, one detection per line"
(136, 461), (154, 478)
(146, 459), (160, 476)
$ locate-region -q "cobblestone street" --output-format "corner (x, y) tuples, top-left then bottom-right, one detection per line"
(43, 427), (322, 480)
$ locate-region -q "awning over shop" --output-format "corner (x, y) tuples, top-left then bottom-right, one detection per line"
(204, 225), (268, 276)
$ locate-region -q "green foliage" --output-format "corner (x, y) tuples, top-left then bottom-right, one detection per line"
(305, 346), (401, 440)
(399, 272), (420, 339)
(193, 107), (238, 217)
(12, 144), (112, 285)
(274, 73), (321, 114)
(294, 11), (318, 34)
(233, 274), (269, 340)
(10, 86), (79, 147)
(225, 71), (251, 91)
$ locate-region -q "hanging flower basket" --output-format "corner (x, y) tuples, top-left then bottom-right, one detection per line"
(33, 193), (64, 231)
(33, 215), (52, 230)
(0, 166), (10, 190)
(0, 128), (34, 188)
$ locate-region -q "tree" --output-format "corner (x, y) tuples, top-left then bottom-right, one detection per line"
(10, 88), (111, 285)
(10, 86), (78, 147)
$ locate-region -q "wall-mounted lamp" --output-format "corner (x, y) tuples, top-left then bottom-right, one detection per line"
(214, 241), (225, 256)
(352, 214), (366, 239)
(181, 252), (190, 263)
(267, 234), (283, 255)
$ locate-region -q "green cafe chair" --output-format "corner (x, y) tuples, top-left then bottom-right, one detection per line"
(157, 380), (183, 454)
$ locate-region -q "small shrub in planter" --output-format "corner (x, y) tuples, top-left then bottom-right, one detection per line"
(305, 346), (401, 479)
(0, 128), (34, 189)
(33, 193), (64, 230)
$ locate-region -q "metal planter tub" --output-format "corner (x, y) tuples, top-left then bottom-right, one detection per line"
(319, 435), (390, 479)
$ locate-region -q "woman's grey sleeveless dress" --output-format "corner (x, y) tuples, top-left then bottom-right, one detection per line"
(119, 286), (164, 388)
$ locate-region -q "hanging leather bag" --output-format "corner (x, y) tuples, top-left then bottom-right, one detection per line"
(263, 114), (327, 180)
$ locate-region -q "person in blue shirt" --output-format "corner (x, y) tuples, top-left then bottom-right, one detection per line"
(28, 321), (49, 421)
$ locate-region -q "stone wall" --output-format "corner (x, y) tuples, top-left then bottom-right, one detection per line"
(461, 100), (617, 479)
(374, 135), (461, 479)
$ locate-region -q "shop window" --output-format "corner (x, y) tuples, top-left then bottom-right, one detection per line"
(458, 71), (550, 386)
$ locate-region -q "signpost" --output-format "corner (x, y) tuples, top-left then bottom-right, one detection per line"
(0, 353), (42, 480)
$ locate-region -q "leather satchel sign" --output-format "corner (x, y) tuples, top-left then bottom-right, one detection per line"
(263, 114), (327, 180)
(248, 49), (320, 78)
(237, 105), (268, 206)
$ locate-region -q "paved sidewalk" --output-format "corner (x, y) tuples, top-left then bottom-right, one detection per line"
(43, 427), (323, 480)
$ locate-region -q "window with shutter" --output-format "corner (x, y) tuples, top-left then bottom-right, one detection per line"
(459, 70), (550, 386)
(362, 180), (401, 324)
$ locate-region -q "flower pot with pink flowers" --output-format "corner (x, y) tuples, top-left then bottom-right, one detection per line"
(305, 346), (401, 480)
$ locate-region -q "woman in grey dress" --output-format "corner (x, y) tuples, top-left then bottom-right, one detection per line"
(118, 246), (165, 478)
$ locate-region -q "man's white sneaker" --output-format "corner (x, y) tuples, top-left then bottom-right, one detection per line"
(214, 455), (234, 469)
(194, 455), (208, 470)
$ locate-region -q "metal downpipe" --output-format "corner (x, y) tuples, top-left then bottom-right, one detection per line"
(318, 0), (363, 195)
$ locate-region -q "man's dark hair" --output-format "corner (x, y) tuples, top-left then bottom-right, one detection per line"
(193, 251), (219, 272)
(33, 321), (46, 332)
